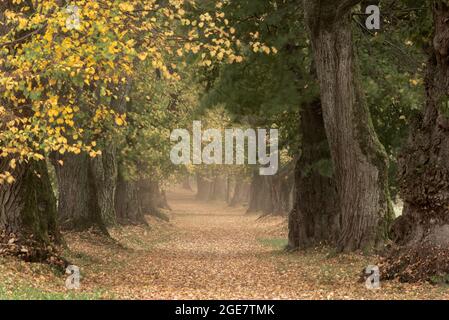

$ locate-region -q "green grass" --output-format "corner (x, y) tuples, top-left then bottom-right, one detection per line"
(0, 285), (107, 300)
(257, 238), (288, 250)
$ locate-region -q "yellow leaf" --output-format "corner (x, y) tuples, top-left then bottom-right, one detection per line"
(115, 117), (124, 126)
(6, 176), (15, 184)
(138, 52), (148, 61)
(9, 159), (16, 170)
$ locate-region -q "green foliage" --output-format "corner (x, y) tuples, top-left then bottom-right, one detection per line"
(200, 0), (314, 159)
(118, 59), (199, 183)
(355, 1), (427, 197)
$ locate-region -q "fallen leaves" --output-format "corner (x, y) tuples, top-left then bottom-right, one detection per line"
(1, 188), (449, 299)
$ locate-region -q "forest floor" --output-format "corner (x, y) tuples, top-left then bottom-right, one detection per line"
(1, 187), (449, 299)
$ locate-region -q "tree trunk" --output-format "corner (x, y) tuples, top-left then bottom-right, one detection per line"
(304, 1), (393, 252)
(115, 169), (146, 225)
(384, 2), (449, 282)
(209, 175), (227, 201)
(288, 99), (340, 250)
(247, 172), (285, 215)
(229, 178), (250, 207)
(247, 172), (266, 213)
(90, 147), (118, 228)
(52, 149), (117, 233)
(280, 172), (294, 213)
(196, 173), (213, 201)
(52, 153), (93, 230)
(137, 179), (169, 221)
(0, 158), (60, 254)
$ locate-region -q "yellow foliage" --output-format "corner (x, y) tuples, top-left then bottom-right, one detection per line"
(0, 0), (271, 180)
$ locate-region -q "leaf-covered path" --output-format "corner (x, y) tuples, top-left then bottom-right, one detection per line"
(1, 188), (449, 299)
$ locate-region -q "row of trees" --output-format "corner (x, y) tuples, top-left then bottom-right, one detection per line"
(0, 0), (262, 260)
(2, 0), (449, 281)
(198, 0), (448, 281)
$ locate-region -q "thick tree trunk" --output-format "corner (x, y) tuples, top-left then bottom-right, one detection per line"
(384, 2), (449, 282)
(90, 147), (118, 227)
(52, 149), (117, 233)
(247, 172), (286, 215)
(288, 99), (340, 249)
(0, 158), (60, 255)
(115, 169), (146, 225)
(52, 153), (93, 230)
(304, 1), (393, 252)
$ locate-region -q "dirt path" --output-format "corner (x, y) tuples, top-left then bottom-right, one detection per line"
(91, 188), (449, 299)
(110, 188), (293, 299)
(2, 188), (449, 299)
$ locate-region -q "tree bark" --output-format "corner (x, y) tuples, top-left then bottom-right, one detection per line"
(288, 99), (340, 249)
(247, 172), (287, 215)
(304, 1), (393, 252)
(52, 153), (93, 230)
(115, 169), (146, 225)
(247, 172), (267, 213)
(0, 159), (60, 246)
(90, 146), (118, 227)
(52, 148), (117, 233)
(384, 2), (449, 282)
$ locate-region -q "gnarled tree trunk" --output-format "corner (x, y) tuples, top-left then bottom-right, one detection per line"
(384, 2), (449, 282)
(304, 0), (393, 252)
